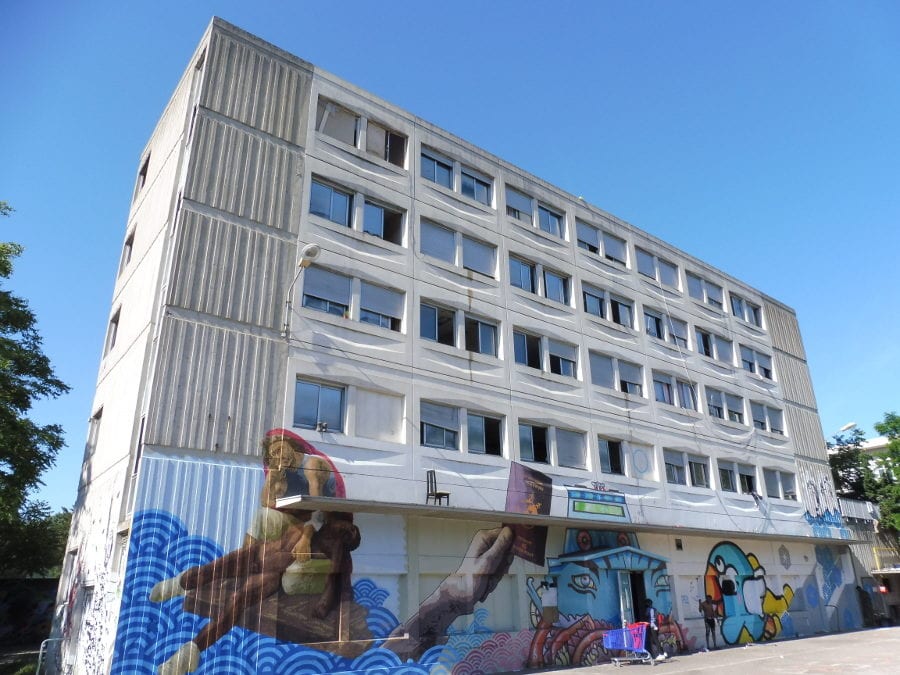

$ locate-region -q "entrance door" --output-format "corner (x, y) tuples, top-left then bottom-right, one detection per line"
(618, 571), (634, 627)
(631, 571), (648, 621)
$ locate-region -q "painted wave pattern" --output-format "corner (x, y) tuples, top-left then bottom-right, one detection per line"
(111, 510), (454, 674)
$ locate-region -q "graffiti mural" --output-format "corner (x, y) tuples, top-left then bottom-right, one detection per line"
(704, 541), (794, 644)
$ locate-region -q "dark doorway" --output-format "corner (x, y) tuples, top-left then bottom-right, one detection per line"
(630, 571), (647, 621)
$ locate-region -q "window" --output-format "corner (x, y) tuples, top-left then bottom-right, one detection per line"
(509, 257), (536, 293)
(644, 309), (664, 339)
(719, 465), (736, 492)
(738, 465), (756, 494)
(583, 285), (606, 319)
(360, 282), (403, 331)
(420, 402), (458, 449)
(657, 371), (699, 411)
(519, 423), (548, 463)
(603, 232), (628, 265)
(677, 380), (697, 411)
(696, 328), (732, 363)
(599, 438), (625, 475)
(576, 221), (600, 253)
(133, 154), (150, 201)
(664, 449), (686, 485)
(421, 303), (455, 345)
(687, 272), (724, 309)
(548, 340), (578, 378)
(689, 455), (710, 488)
(506, 187), (533, 224)
(667, 316), (688, 348)
(468, 414), (502, 456)
(751, 402), (784, 434)
(543, 269), (570, 304)
(303, 267), (403, 331)
(310, 180), (351, 226)
(365, 119), (406, 167)
(303, 267), (351, 317)
(363, 201), (403, 244)
(730, 293), (762, 327)
(119, 230), (134, 275)
(590, 352), (643, 396)
(610, 296), (634, 329)
(636, 247), (679, 289)
(421, 150), (453, 188)
(740, 345), (773, 379)
(462, 235), (495, 276)
(105, 309), (120, 355)
(461, 168), (492, 205)
(725, 393), (744, 424)
(538, 204), (563, 237)
(764, 469), (781, 499)
(706, 388), (724, 419)
(421, 221), (497, 277)
(653, 373), (674, 405)
(294, 379), (344, 431)
(556, 429), (586, 469)
(465, 316), (498, 356)
(513, 330), (542, 369)
(316, 100), (358, 145)
(782, 472), (797, 500)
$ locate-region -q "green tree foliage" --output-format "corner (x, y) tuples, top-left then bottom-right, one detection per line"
(870, 412), (900, 532)
(0, 201), (69, 519)
(0, 504), (71, 577)
(0, 201), (71, 576)
(827, 427), (870, 500)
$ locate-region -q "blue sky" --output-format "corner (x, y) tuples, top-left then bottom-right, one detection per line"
(2, 1), (899, 512)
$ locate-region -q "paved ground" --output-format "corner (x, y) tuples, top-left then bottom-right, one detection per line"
(520, 627), (900, 674)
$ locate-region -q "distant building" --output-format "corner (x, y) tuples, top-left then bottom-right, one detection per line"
(51, 18), (865, 675)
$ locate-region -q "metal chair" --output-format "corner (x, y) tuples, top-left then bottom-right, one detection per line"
(426, 469), (450, 505)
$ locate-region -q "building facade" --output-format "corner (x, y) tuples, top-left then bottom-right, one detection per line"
(52, 19), (863, 675)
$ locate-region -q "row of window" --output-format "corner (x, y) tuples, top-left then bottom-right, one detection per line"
(294, 379), (794, 498)
(311, 99), (764, 330)
(301, 260), (774, 381)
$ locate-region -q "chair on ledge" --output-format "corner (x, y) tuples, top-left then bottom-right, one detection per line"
(426, 470), (450, 506)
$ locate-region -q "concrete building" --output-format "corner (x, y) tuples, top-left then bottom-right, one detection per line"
(51, 18), (864, 675)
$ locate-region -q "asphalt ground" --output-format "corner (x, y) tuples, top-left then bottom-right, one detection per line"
(519, 627), (900, 674)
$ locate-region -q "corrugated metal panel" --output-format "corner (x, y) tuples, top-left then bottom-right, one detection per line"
(145, 317), (285, 456)
(795, 457), (840, 514)
(203, 30), (311, 146)
(775, 352), (818, 408)
(764, 301), (806, 360)
(136, 453), (261, 550)
(785, 403), (827, 460)
(169, 209), (290, 329)
(186, 115), (298, 232)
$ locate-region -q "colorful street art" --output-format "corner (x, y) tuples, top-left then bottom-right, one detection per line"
(112, 429), (848, 674)
(704, 541), (794, 644)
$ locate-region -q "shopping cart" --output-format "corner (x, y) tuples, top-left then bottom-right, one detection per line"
(602, 621), (653, 666)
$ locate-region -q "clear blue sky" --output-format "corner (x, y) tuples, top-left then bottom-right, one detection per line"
(2, 1), (899, 512)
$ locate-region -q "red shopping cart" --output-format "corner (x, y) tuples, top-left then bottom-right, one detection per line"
(602, 621), (653, 666)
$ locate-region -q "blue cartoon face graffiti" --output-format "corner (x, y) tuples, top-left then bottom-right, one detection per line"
(705, 541), (794, 644)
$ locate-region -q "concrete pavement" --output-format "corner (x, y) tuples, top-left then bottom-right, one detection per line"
(518, 627), (900, 674)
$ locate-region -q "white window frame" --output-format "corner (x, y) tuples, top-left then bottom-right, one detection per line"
(689, 455), (710, 488)
(302, 267), (404, 332)
(740, 345), (773, 379)
(464, 314), (499, 356)
(730, 293), (762, 327)
(636, 247), (680, 289)
(589, 352), (643, 397)
(696, 327), (732, 364)
(420, 148), (454, 189)
(311, 176), (406, 245)
(598, 437), (627, 476)
(664, 449), (687, 485)
(420, 220), (497, 277)
(294, 378), (345, 432)
(751, 402), (784, 434)
(515, 331), (578, 379)
(467, 412), (503, 456)
(518, 422), (586, 469)
(687, 272), (724, 309)
(420, 401), (459, 450)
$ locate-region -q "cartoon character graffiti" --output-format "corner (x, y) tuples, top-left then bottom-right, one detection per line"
(704, 541), (794, 644)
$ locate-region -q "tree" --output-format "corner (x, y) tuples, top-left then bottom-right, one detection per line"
(0, 201), (71, 577)
(827, 427), (870, 500)
(870, 412), (900, 532)
(0, 201), (70, 520)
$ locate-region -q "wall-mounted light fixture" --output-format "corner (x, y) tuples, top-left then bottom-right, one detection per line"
(282, 243), (322, 337)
